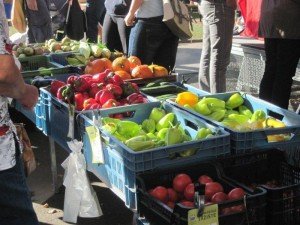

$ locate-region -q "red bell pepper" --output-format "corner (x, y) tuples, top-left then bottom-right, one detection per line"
(83, 98), (98, 110)
(73, 77), (90, 92)
(102, 99), (120, 109)
(131, 82), (140, 93)
(67, 75), (78, 85)
(89, 83), (104, 98)
(95, 89), (115, 105)
(105, 84), (123, 98)
(112, 74), (124, 86)
(74, 92), (84, 111)
(50, 80), (65, 96)
(121, 82), (139, 97)
(57, 84), (74, 103)
(126, 93), (145, 104)
(89, 103), (102, 110)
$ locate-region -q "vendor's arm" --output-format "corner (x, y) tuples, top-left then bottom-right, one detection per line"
(125, 0), (143, 26)
(0, 54), (38, 110)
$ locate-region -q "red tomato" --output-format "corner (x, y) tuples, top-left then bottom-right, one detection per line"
(198, 175), (213, 185)
(184, 183), (195, 201)
(180, 200), (194, 208)
(205, 182), (224, 200)
(231, 205), (245, 213)
(211, 192), (228, 204)
(152, 186), (169, 203)
(167, 188), (178, 203)
(228, 188), (245, 200)
(173, 174), (192, 193)
(221, 207), (232, 215)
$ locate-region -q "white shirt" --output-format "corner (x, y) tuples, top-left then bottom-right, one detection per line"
(0, 0), (17, 171)
(136, 0), (163, 18)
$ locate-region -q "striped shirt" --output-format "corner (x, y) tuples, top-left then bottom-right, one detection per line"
(136, 0), (163, 18)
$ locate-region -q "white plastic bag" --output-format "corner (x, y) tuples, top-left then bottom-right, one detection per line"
(62, 140), (103, 223)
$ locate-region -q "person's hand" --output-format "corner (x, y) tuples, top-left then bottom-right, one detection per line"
(26, 0), (38, 11)
(19, 84), (39, 110)
(125, 12), (136, 27)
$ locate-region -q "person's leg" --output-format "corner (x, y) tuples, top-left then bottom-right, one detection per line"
(26, 0), (52, 43)
(0, 140), (38, 225)
(208, 2), (235, 93)
(259, 38), (278, 103)
(102, 13), (123, 52)
(86, 0), (100, 42)
(198, 1), (211, 92)
(128, 20), (162, 66)
(270, 39), (300, 109)
(154, 24), (179, 71)
(115, 16), (131, 55)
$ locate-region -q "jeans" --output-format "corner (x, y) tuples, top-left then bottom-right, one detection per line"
(259, 38), (300, 109)
(26, 0), (52, 43)
(0, 139), (38, 225)
(102, 13), (131, 54)
(86, 0), (106, 43)
(128, 17), (179, 71)
(198, 0), (235, 93)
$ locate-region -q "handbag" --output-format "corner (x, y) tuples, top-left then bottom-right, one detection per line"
(162, 0), (192, 40)
(114, 0), (131, 16)
(15, 123), (37, 177)
(65, 0), (87, 41)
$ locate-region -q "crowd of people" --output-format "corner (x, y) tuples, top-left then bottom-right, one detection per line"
(0, 0), (299, 224)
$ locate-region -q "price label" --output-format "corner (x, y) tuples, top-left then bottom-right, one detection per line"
(188, 204), (219, 225)
(85, 126), (104, 164)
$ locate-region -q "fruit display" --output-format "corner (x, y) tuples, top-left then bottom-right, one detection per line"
(49, 69), (147, 111)
(101, 106), (218, 152)
(174, 92), (290, 142)
(83, 56), (170, 80)
(148, 172), (246, 215)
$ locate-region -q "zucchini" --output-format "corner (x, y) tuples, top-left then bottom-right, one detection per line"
(141, 84), (185, 95)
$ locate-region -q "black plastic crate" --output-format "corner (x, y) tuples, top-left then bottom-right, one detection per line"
(216, 149), (300, 225)
(137, 162), (266, 225)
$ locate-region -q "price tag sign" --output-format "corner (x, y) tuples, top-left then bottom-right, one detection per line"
(188, 204), (219, 225)
(85, 126), (104, 164)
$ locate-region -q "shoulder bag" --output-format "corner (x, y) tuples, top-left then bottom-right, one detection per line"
(162, 0), (192, 40)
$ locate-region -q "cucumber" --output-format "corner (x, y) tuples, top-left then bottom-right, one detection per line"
(145, 82), (160, 88)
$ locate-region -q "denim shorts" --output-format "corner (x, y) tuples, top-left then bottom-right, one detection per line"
(0, 138), (38, 225)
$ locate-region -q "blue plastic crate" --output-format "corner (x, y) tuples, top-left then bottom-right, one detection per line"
(14, 97), (43, 131)
(78, 102), (230, 209)
(168, 92), (300, 154)
(49, 52), (77, 66)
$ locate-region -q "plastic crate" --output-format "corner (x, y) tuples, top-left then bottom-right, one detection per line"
(141, 82), (209, 102)
(48, 51), (77, 66)
(136, 162), (266, 225)
(216, 149), (300, 225)
(168, 92), (300, 154)
(78, 102), (230, 209)
(14, 96), (44, 132)
(19, 55), (63, 72)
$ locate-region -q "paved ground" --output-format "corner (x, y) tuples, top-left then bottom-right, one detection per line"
(13, 40), (300, 225)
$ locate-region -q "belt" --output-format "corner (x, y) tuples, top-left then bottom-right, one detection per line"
(136, 16), (163, 22)
(0, 125), (9, 136)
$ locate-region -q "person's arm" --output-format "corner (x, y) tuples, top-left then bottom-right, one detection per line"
(0, 55), (38, 110)
(124, 0), (143, 26)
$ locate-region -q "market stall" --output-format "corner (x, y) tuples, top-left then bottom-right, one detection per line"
(12, 37), (300, 225)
